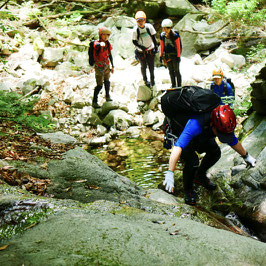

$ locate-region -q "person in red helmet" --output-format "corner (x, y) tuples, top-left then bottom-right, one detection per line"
(163, 104), (256, 205)
(92, 27), (114, 108)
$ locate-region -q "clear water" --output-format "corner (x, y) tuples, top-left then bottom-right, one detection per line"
(90, 136), (178, 189)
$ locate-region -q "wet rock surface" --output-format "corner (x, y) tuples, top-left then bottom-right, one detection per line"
(1, 198), (266, 266)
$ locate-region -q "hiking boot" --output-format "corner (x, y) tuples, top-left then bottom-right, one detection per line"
(92, 102), (101, 109)
(145, 81), (151, 88)
(194, 177), (217, 191)
(106, 96), (112, 102)
(184, 190), (196, 206)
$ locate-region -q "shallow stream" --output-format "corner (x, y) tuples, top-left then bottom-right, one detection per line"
(90, 135), (174, 189)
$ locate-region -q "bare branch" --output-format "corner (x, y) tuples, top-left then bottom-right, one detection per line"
(0, 0), (11, 9)
(180, 21), (230, 35)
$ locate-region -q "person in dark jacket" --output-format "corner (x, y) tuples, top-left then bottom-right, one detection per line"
(162, 103), (256, 205)
(160, 19), (182, 88)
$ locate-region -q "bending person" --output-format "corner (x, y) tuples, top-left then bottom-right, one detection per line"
(163, 105), (256, 205)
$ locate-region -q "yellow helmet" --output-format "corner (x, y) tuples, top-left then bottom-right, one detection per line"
(212, 69), (223, 78)
(135, 11), (146, 21)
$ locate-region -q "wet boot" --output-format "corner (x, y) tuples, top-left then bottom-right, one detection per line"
(194, 176), (217, 191)
(92, 85), (102, 108)
(194, 170), (217, 191)
(104, 80), (112, 102)
(184, 189), (197, 206)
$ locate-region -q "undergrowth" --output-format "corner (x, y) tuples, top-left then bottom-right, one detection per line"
(0, 91), (55, 132)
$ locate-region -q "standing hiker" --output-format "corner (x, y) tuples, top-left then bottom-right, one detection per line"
(91, 27), (114, 108)
(161, 86), (256, 205)
(160, 18), (182, 88)
(132, 11), (158, 88)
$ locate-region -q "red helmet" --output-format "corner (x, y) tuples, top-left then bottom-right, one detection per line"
(211, 105), (236, 133)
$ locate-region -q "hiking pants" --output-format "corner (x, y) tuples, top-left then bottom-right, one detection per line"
(139, 52), (155, 85)
(95, 65), (111, 86)
(181, 138), (221, 191)
(167, 58), (181, 87)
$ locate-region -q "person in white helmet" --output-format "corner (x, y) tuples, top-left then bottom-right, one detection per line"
(132, 11), (158, 88)
(160, 18), (182, 88)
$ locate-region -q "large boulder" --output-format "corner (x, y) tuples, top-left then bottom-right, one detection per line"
(251, 63), (266, 115)
(164, 0), (198, 16)
(175, 15), (231, 57)
(1, 198), (266, 266)
(208, 116), (266, 241)
(41, 47), (65, 67)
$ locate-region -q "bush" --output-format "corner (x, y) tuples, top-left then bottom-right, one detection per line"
(0, 91), (55, 132)
(211, 0), (265, 25)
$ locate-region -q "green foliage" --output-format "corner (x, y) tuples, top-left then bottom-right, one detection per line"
(246, 43), (266, 63)
(68, 12), (83, 22)
(0, 91), (55, 132)
(0, 10), (18, 21)
(211, 0), (265, 25)
(0, 207), (51, 240)
(234, 93), (252, 116)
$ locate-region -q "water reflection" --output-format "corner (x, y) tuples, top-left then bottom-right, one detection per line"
(90, 136), (177, 189)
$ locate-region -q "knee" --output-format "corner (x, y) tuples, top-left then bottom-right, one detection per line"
(212, 146), (221, 161)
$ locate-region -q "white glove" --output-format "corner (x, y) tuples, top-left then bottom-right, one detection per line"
(243, 153), (256, 167)
(100, 42), (105, 47)
(163, 170), (174, 193)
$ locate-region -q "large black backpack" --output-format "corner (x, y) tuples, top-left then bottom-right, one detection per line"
(161, 86), (220, 149)
(161, 86), (220, 117)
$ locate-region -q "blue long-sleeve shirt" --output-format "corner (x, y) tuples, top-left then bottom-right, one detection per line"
(174, 117), (238, 150)
(211, 81), (234, 105)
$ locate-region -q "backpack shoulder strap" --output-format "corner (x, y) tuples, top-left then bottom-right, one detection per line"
(210, 82), (215, 91)
(137, 25), (152, 40)
(146, 26), (151, 37)
(137, 27), (140, 40)
(223, 78), (228, 95)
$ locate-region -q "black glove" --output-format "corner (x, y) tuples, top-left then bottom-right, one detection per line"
(140, 45), (146, 52)
(160, 57), (163, 63)
(176, 57), (181, 63)
(153, 46), (159, 54)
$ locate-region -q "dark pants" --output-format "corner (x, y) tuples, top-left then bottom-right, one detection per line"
(138, 51), (155, 85)
(167, 58), (181, 87)
(181, 138), (221, 191)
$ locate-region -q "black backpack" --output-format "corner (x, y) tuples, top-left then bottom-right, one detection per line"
(161, 86), (220, 117)
(88, 40), (95, 66)
(211, 77), (235, 97)
(161, 86), (220, 149)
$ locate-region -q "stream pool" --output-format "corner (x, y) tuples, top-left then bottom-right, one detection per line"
(90, 135), (181, 189)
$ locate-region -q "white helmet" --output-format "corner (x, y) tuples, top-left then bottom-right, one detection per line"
(161, 18), (173, 28)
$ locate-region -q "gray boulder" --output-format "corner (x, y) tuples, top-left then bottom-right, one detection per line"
(251, 63), (266, 115)
(1, 199), (265, 266)
(208, 116), (266, 241)
(164, 0), (198, 16)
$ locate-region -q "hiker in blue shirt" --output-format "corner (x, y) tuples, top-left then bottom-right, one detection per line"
(211, 69), (234, 106)
(162, 100), (256, 206)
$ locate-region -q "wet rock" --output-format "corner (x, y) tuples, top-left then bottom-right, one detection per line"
(1, 199), (266, 266)
(37, 131), (77, 145)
